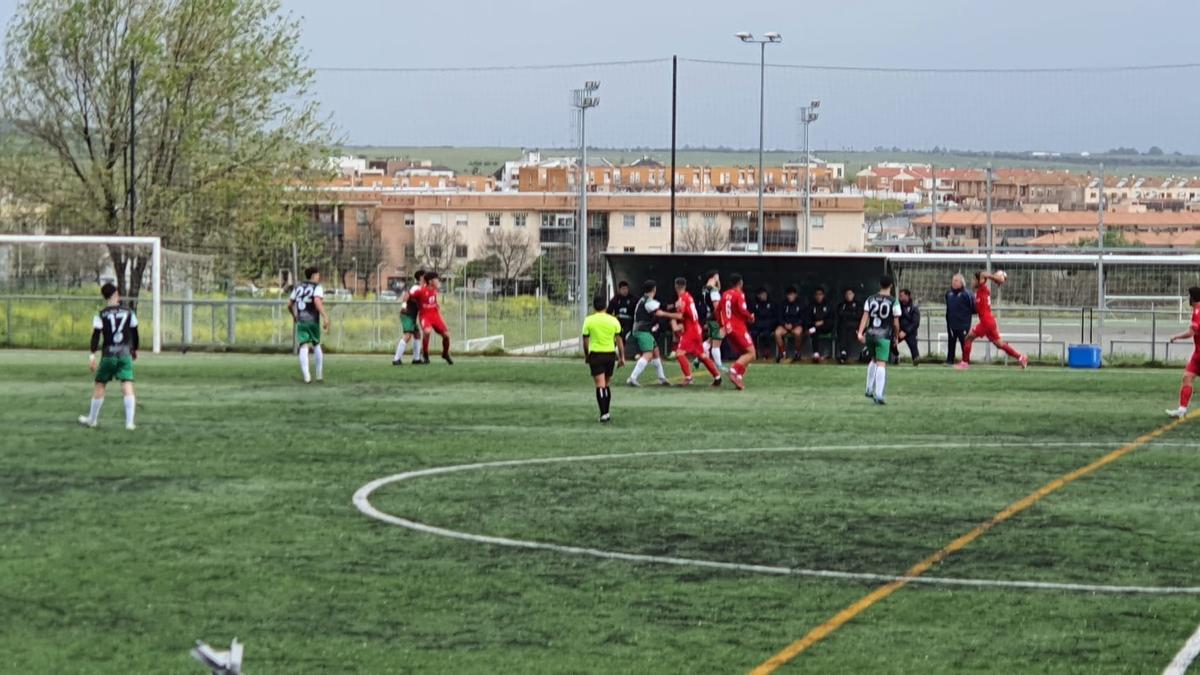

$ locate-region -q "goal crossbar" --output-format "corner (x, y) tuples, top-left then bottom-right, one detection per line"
(0, 234), (162, 353)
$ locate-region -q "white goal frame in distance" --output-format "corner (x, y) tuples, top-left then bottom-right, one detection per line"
(0, 234), (162, 353)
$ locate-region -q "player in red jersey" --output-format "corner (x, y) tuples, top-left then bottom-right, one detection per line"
(411, 272), (453, 365)
(719, 273), (756, 390)
(660, 277), (722, 387)
(956, 270), (1028, 370)
(1166, 286), (1200, 417)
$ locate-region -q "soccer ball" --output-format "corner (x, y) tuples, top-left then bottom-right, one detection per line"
(644, 299), (661, 313)
(994, 270), (1008, 284)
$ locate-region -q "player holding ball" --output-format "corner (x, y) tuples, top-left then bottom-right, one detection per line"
(956, 269), (1028, 370)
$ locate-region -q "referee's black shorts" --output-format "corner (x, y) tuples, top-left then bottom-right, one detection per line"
(588, 351), (617, 378)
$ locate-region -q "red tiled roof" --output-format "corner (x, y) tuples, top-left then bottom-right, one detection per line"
(913, 211), (1200, 229)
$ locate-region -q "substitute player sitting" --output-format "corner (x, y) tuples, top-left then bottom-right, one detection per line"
(582, 296), (626, 423)
(956, 270), (1028, 370)
(1166, 286), (1200, 418)
(79, 283), (138, 430)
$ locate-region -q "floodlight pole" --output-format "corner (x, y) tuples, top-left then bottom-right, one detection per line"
(1098, 162), (1106, 352)
(737, 32), (781, 254)
(572, 81), (600, 322)
(800, 101), (820, 252)
(985, 163), (993, 273)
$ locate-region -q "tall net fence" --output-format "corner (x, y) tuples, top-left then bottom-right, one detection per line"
(4, 55), (1200, 358)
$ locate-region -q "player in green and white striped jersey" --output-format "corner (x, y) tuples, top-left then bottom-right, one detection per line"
(857, 275), (902, 405)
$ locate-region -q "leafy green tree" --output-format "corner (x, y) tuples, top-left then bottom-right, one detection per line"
(1, 0), (332, 301)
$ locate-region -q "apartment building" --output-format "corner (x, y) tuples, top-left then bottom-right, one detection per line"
(307, 189), (866, 289)
(911, 210), (1200, 247)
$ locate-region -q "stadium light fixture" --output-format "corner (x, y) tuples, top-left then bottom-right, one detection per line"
(736, 31), (783, 253)
(571, 80), (601, 322)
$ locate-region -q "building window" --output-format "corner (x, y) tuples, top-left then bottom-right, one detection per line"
(356, 208), (369, 226)
(810, 215), (825, 230)
(404, 244), (415, 258)
(455, 214), (468, 227)
(429, 214), (442, 227)
(455, 245), (469, 259)
(428, 245), (442, 259)
(623, 214), (635, 228)
(675, 213), (688, 229)
(403, 213), (415, 228)
(703, 212), (717, 228)
(487, 213), (501, 228)
(623, 246), (635, 253)
(649, 216), (662, 229)
(513, 213), (527, 227)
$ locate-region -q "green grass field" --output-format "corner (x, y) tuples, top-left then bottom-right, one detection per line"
(2, 351), (1199, 673)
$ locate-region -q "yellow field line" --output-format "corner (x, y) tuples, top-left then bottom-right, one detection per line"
(749, 414), (1195, 675)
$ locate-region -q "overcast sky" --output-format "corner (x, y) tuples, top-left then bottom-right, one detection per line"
(3, 0), (1199, 152)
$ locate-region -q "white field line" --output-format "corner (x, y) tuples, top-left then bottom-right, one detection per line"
(1164, 622), (1200, 675)
(353, 442), (1200, 596)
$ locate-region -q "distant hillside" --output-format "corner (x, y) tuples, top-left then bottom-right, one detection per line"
(340, 145), (1200, 178)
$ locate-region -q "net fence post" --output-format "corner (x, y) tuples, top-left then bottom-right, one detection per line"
(151, 237), (162, 353)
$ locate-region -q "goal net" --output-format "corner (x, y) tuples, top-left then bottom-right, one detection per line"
(0, 235), (164, 353)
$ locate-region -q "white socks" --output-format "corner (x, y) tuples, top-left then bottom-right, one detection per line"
(87, 397), (104, 423)
(874, 365), (887, 400)
(629, 358), (649, 382)
(412, 336), (423, 361)
(314, 345), (324, 380)
(866, 361), (877, 396)
(299, 344), (311, 382)
(394, 339), (406, 361)
(123, 395), (135, 428)
(710, 345), (724, 369)
(651, 358), (667, 381)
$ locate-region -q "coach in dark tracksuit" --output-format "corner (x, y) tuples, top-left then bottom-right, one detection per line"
(897, 289), (921, 365)
(607, 281), (636, 339)
(836, 288), (863, 363)
(944, 274), (975, 365)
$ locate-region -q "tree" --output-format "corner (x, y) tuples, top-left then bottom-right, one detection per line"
(337, 222), (384, 294)
(414, 224), (463, 275)
(1147, 146), (1165, 156)
(1, 0), (331, 302)
(676, 218), (729, 253)
(480, 227), (534, 295)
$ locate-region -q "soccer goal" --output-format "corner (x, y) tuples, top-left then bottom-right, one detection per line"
(0, 234), (163, 353)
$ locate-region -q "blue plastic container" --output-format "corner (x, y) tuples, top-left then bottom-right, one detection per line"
(1068, 344), (1102, 369)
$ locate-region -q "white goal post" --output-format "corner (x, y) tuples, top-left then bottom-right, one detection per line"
(0, 234), (162, 353)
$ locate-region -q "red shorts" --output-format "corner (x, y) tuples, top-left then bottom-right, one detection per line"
(970, 321), (1001, 342)
(421, 315), (449, 335)
(678, 327), (705, 356)
(1187, 350), (1200, 376)
(725, 327), (753, 355)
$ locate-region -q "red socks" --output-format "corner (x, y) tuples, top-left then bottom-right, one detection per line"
(699, 355), (720, 378)
(732, 362), (747, 376)
(1001, 343), (1023, 359)
(441, 333), (451, 358)
(676, 354), (693, 378)
(422, 333), (431, 356)
(962, 340), (973, 363)
(1182, 384), (1193, 408)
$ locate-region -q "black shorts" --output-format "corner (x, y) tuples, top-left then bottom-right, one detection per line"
(588, 352), (617, 378)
